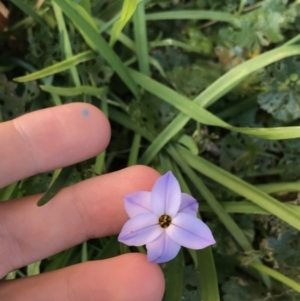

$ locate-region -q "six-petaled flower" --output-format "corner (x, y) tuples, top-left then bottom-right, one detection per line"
(118, 171), (215, 263)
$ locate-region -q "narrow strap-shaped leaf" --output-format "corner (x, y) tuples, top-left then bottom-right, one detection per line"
(40, 85), (108, 97)
(129, 63), (300, 174)
(125, 0), (148, 167)
(110, 0), (137, 47)
(95, 236), (119, 260)
(172, 164), (220, 301)
(249, 262), (300, 293)
(37, 165), (73, 206)
(108, 108), (300, 220)
(27, 261), (41, 276)
(197, 248), (220, 301)
(200, 201), (300, 215)
(177, 145), (300, 231)
(129, 68), (300, 140)
(52, 0), (139, 97)
(146, 10), (238, 25)
(168, 145), (271, 288)
(14, 51), (96, 82)
(165, 249), (183, 301)
(133, 1), (150, 75)
(0, 182), (17, 201)
(52, 1), (81, 86)
(44, 247), (77, 272)
(137, 44), (300, 164)
(11, 0), (46, 26)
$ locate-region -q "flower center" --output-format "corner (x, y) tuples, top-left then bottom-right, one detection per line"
(159, 214), (172, 228)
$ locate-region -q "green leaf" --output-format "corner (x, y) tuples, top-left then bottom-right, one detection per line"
(137, 44), (300, 165)
(165, 250), (183, 301)
(177, 145), (300, 231)
(52, 1), (81, 86)
(40, 85), (108, 97)
(146, 10), (238, 25)
(168, 145), (270, 288)
(249, 262), (300, 293)
(27, 261), (41, 276)
(110, 0), (137, 47)
(171, 164), (220, 301)
(14, 51), (96, 82)
(178, 134), (198, 155)
(95, 236), (119, 260)
(37, 165), (74, 206)
(200, 201), (300, 215)
(52, 0), (139, 96)
(197, 248), (220, 301)
(0, 182), (17, 202)
(79, 0), (91, 13)
(11, 0), (47, 26)
(133, 1), (149, 75)
(109, 108), (300, 217)
(129, 68), (300, 139)
(81, 242), (88, 262)
(150, 38), (205, 54)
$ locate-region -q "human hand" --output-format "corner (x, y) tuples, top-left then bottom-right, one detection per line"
(0, 103), (164, 301)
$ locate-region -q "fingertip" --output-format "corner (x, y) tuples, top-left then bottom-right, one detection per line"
(120, 165), (161, 190)
(117, 253), (165, 301)
(59, 102), (111, 154)
(0, 102), (111, 186)
(84, 253), (164, 301)
(0, 254), (165, 301)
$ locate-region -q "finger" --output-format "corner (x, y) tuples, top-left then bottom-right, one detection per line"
(0, 103), (111, 188)
(0, 166), (160, 276)
(0, 254), (165, 301)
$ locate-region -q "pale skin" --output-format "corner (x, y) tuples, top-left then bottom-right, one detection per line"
(0, 103), (165, 301)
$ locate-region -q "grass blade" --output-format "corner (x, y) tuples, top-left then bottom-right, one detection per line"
(200, 201), (300, 215)
(249, 262), (300, 293)
(110, 0), (137, 47)
(52, 0), (139, 96)
(165, 250), (183, 301)
(11, 0), (46, 26)
(133, 1), (150, 75)
(171, 163), (221, 301)
(14, 51), (96, 82)
(129, 68), (300, 139)
(177, 145), (300, 231)
(37, 165), (73, 206)
(138, 45), (300, 164)
(167, 145), (271, 288)
(40, 85), (108, 97)
(52, 1), (81, 86)
(146, 10), (237, 25)
(197, 248), (220, 301)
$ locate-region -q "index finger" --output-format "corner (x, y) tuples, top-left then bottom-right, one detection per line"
(0, 103), (111, 188)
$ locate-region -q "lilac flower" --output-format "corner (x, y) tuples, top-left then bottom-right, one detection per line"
(118, 171), (215, 263)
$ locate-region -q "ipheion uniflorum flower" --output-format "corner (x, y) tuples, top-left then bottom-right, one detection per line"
(118, 171), (215, 263)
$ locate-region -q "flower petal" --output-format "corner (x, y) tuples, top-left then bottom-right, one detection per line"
(118, 213), (163, 246)
(166, 213), (215, 249)
(151, 171), (181, 217)
(146, 232), (181, 264)
(124, 191), (152, 218)
(179, 193), (198, 216)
